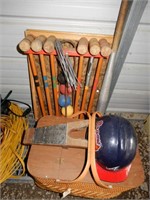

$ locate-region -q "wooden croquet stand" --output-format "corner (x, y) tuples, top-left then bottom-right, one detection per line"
(19, 29), (113, 121)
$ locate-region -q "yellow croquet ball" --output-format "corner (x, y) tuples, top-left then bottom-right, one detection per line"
(61, 105), (74, 117)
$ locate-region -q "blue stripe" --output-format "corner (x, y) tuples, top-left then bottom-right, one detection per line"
(43, 76), (48, 81)
(44, 82), (49, 88)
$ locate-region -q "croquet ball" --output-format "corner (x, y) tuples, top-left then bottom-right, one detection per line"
(58, 95), (71, 107)
(61, 105), (74, 117)
(95, 115), (137, 171)
(57, 72), (66, 84)
(59, 84), (72, 95)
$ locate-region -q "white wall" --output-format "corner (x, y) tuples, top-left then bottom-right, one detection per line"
(0, 0), (149, 113)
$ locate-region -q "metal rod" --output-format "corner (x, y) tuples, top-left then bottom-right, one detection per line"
(80, 57), (94, 119)
(96, 0), (147, 114)
(74, 56), (83, 113)
(88, 57), (103, 113)
(110, 0), (148, 97)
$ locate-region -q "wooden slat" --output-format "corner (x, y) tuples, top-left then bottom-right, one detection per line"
(25, 29), (113, 43)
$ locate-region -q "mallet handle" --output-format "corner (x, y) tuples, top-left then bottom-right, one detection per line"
(50, 54), (60, 116)
(40, 54), (53, 115)
(74, 56), (84, 113)
(80, 57), (94, 118)
(28, 54), (46, 116)
(80, 86), (88, 113)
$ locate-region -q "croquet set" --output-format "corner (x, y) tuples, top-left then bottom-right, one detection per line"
(17, 29), (145, 199)
(19, 29), (113, 120)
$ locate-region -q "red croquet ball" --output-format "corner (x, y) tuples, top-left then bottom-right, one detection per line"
(59, 84), (72, 95)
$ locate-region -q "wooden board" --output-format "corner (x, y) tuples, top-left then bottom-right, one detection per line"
(28, 145), (144, 187)
(25, 29), (113, 43)
(24, 115), (89, 148)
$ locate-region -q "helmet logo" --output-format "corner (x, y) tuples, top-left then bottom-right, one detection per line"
(95, 120), (103, 151)
(106, 166), (120, 171)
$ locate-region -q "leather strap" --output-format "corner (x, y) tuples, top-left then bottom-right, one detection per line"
(91, 112), (110, 188)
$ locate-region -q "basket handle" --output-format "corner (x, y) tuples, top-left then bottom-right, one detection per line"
(56, 111), (112, 188)
(90, 112), (111, 188)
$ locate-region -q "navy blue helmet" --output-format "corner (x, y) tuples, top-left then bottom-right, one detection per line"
(95, 115), (137, 171)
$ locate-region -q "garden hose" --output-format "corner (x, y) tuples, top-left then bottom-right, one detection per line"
(0, 102), (29, 183)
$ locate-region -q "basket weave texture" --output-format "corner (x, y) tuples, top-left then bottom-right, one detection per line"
(35, 177), (133, 199)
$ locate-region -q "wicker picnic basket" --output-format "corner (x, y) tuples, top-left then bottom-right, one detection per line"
(25, 111), (144, 199)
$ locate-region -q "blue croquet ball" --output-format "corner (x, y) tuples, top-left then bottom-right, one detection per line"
(58, 95), (71, 107)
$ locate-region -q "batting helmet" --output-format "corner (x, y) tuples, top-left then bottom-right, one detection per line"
(95, 115), (137, 171)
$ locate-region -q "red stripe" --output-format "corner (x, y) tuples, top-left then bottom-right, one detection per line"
(25, 49), (107, 58)
(93, 79), (99, 90)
